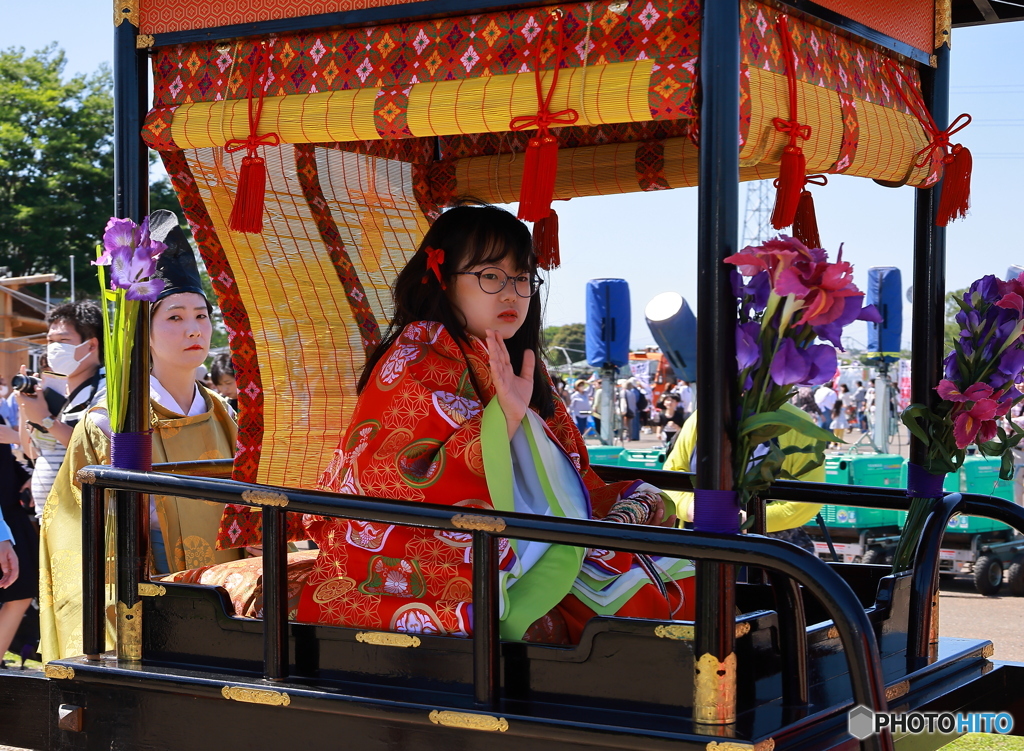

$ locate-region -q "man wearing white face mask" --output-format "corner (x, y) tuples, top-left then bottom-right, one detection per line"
(17, 301), (106, 523)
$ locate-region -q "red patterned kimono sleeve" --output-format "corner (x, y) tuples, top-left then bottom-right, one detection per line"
(304, 322), (495, 543)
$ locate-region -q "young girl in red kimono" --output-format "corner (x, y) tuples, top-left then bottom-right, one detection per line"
(296, 204), (694, 643)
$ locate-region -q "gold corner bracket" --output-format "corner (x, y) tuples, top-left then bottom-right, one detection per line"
(935, 0), (952, 50)
(114, 0), (139, 27)
(76, 469), (96, 485)
(138, 583), (166, 597)
(428, 710), (509, 732)
(241, 489), (289, 507)
(117, 600), (142, 661)
(694, 652), (737, 726)
(137, 34), (155, 49)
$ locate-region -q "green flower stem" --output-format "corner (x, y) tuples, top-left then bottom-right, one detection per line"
(891, 497), (937, 573)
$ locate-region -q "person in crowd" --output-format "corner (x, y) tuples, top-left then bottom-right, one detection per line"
(567, 378), (593, 436)
(552, 376), (572, 409)
(865, 379), (877, 431)
(228, 203), (694, 644)
(210, 353), (239, 412)
(620, 378), (640, 442)
(677, 379), (694, 421)
(17, 301), (107, 525)
(39, 210), (242, 662)
(656, 392), (686, 450)
(830, 399), (848, 445)
(792, 386), (820, 421)
(813, 381), (838, 431)
(0, 376), (18, 435)
(591, 382), (604, 437)
(662, 406), (825, 552)
(0, 407), (32, 662)
(0, 515), (16, 591)
(852, 380), (868, 432)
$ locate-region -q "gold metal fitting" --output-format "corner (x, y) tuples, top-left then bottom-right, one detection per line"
(885, 681), (910, 702)
(428, 710), (509, 732)
(694, 652), (737, 725)
(138, 583), (166, 597)
(241, 489), (289, 507)
(136, 34), (155, 49)
(113, 0), (139, 26)
(116, 600), (142, 661)
(355, 632), (421, 648)
(76, 469), (96, 485)
(655, 624), (694, 640)
(451, 513), (505, 533)
(221, 686), (291, 706)
(44, 664), (76, 680)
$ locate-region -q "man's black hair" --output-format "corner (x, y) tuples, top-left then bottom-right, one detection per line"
(48, 300), (103, 359)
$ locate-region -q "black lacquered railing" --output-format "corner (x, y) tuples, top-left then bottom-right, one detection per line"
(78, 465), (895, 749)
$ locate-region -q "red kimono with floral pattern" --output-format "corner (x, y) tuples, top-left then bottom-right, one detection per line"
(295, 322), (693, 642)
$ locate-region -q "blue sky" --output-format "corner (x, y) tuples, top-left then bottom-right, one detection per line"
(2, 2), (1021, 349)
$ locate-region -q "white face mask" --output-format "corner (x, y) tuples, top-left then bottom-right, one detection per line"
(47, 341), (89, 377)
(0, 386), (8, 398)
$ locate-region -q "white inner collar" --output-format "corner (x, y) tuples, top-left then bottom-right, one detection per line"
(149, 375), (205, 417)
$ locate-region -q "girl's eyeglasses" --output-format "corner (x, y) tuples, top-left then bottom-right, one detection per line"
(454, 267), (543, 298)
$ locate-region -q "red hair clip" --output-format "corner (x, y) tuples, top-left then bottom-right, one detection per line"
(422, 246), (446, 290)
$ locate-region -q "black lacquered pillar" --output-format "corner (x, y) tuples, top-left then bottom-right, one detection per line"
(908, 39), (950, 667)
(693, 0), (740, 729)
(113, 3), (151, 661)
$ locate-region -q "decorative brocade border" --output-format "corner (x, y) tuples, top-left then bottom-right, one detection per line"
(293, 144), (382, 356)
(160, 150), (265, 484)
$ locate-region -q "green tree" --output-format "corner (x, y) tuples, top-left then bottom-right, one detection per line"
(945, 287), (968, 355)
(544, 323), (586, 367)
(0, 45), (114, 296)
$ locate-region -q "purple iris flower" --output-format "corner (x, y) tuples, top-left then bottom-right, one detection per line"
(995, 345), (1024, 378)
(744, 271), (771, 314)
(943, 352), (960, 381)
(736, 322), (761, 370)
(803, 344), (838, 386)
(969, 275), (1003, 306)
(770, 338), (811, 386)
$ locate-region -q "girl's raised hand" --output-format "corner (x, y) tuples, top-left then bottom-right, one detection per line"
(485, 329), (535, 439)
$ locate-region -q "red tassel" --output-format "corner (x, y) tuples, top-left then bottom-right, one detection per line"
(936, 145), (972, 226)
(792, 190), (821, 249)
(771, 146), (806, 230)
(229, 155), (268, 234)
(518, 135), (559, 223)
(532, 210), (560, 270)
(224, 40), (279, 235)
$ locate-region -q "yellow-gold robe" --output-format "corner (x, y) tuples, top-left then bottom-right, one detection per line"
(39, 384), (241, 662)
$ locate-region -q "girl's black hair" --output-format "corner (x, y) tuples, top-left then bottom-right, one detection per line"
(358, 201), (554, 420)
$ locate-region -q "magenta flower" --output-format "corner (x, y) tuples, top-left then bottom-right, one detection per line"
(952, 399), (999, 449)
(935, 380), (994, 403)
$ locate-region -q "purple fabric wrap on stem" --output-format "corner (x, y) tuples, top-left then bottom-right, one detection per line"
(906, 462), (946, 498)
(110, 431), (154, 471)
(693, 488), (741, 534)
